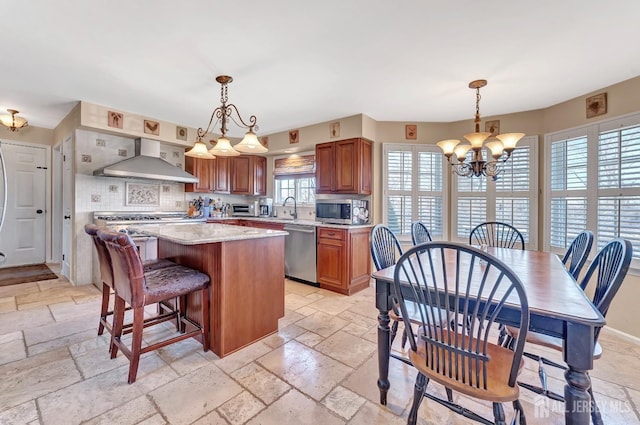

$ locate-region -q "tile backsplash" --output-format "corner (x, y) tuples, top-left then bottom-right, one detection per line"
(75, 129), (186, 213)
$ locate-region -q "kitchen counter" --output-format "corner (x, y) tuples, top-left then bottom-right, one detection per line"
(130, 222), (286, 358)
(206, 216), (374, 230)
(128, 222), (287, 245)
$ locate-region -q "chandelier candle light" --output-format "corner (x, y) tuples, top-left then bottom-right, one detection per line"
(185, 75), (267, 159)
(436, 80), (524, 179)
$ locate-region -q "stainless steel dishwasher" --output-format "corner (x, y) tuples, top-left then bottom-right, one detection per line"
(283, 224), (317, 285)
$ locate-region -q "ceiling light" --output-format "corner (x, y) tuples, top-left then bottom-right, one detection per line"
(0, 109), (28, 132)
(436, 80), (524, 179)
(189, 75), (267, 158)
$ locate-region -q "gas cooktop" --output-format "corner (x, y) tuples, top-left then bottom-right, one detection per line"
(93, 211), (206, 225)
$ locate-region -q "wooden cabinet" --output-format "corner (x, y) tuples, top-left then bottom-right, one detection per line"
(315, 138), (372, 195)
(184, 156), (213, 193)
(211, 157), (230, 194)
(317, 226), (371, 295)
(185, 153), (264, 195)
(230, 155), (266, 196)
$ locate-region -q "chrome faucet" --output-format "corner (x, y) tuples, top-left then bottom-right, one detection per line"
(282, 196), (297, 220)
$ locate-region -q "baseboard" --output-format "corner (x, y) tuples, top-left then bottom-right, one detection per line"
(601, 326), (640, 344)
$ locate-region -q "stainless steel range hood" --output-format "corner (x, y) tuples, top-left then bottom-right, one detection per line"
(93, 138), (199, 183)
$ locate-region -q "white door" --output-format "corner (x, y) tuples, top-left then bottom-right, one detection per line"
(0, 141), (47, 268)
(61, 136), (73, 279)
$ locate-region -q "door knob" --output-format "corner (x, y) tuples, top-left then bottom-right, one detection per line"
(64, 215), (71, 219)
(37, 209), (43, 214)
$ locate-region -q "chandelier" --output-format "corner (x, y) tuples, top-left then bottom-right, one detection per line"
(0, 109), (29, 132)
(186, 75), (267, 159)
(436, 80), (524, 179)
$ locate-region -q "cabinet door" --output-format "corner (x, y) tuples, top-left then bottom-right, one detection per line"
(212, 157), (230, 194)
(317, 238), (346, 289)
(230, 156), (252, 194)
(184, 156), (213, 193)
(315, 142), (335, 193)
(253, 156), (267, 196)
(360, 139), (372, 195)
(335, 139), (359, 193)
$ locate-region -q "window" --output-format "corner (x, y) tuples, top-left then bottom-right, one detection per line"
(545, 113), (640, 267)
(383, 144), (447, 239)
(274, 177), (315, 204)
(273, 154), (316, 204)
(451, 138), (538, 247)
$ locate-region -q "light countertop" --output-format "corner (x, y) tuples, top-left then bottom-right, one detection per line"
(128, 222), (288, 245)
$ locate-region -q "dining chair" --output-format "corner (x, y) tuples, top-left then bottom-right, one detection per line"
(84, 224), (177, 339)
(394, 242), (529, 425)
(411, 221), (432, 245)
(561, 230), (594, 280)
(469, 221), (525, 250)
(505, 238), (632, 424)
(370, 224), (410, 355)
(98, 228), (211, 384)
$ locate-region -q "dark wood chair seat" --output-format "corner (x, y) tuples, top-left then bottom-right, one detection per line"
(98, 228), (211, 384)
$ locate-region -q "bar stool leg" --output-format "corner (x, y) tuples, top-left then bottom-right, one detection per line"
(128, 306), (145, 384)
(201, 287), (210, 351)
(110, 296), (126, 359)
(98, 282), (111, 335)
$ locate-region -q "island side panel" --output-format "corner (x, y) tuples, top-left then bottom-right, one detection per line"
(158, 241), (222, 352)
(218, 236), (285, 356)
(158, 236), (285, 357)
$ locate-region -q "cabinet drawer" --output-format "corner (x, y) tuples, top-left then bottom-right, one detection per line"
(317, 227), (346, 241)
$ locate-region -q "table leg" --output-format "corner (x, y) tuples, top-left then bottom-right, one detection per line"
(564, 367), (592, 425)
(375, 278), (392, 405)
(564, 322), (595, 425)
(378, 308), (391, 405)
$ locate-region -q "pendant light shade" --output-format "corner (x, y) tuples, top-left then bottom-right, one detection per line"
(185, 140), (216, 159)
(209, 137), (240, 157)
(234, 130), (268, 153)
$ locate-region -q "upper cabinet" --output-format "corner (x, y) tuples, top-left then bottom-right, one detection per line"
(315, 138), (372, 195)
(212, 157), (230, 194)
(185, 154), (264, 195)
(230, 155), (266, 196)
(184, 156), (213, 193)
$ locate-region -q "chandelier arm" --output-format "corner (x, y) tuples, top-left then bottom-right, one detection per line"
(225, 103), (258, 131)
(484, 161), (503, 177)
(452, 163), (473, 177)
(197, 107), (224, 139)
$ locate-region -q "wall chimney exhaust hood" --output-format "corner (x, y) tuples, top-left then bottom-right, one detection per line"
(93, 138), (199, 184)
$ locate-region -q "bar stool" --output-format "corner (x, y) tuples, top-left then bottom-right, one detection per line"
(84, 224), (176, 338)
(98, 228), (210, 384)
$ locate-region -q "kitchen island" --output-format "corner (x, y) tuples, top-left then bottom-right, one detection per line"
(129, 222), (287, 357)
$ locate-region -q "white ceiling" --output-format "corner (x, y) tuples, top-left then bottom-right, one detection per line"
(2, 1), (640, 137)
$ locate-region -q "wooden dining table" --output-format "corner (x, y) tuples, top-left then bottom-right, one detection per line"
(372, 247), (605, 425)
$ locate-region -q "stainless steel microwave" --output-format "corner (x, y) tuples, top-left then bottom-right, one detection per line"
(315, 199), (370, 225)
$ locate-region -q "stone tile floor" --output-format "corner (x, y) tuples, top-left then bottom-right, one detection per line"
(1, 265), (640, 424)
